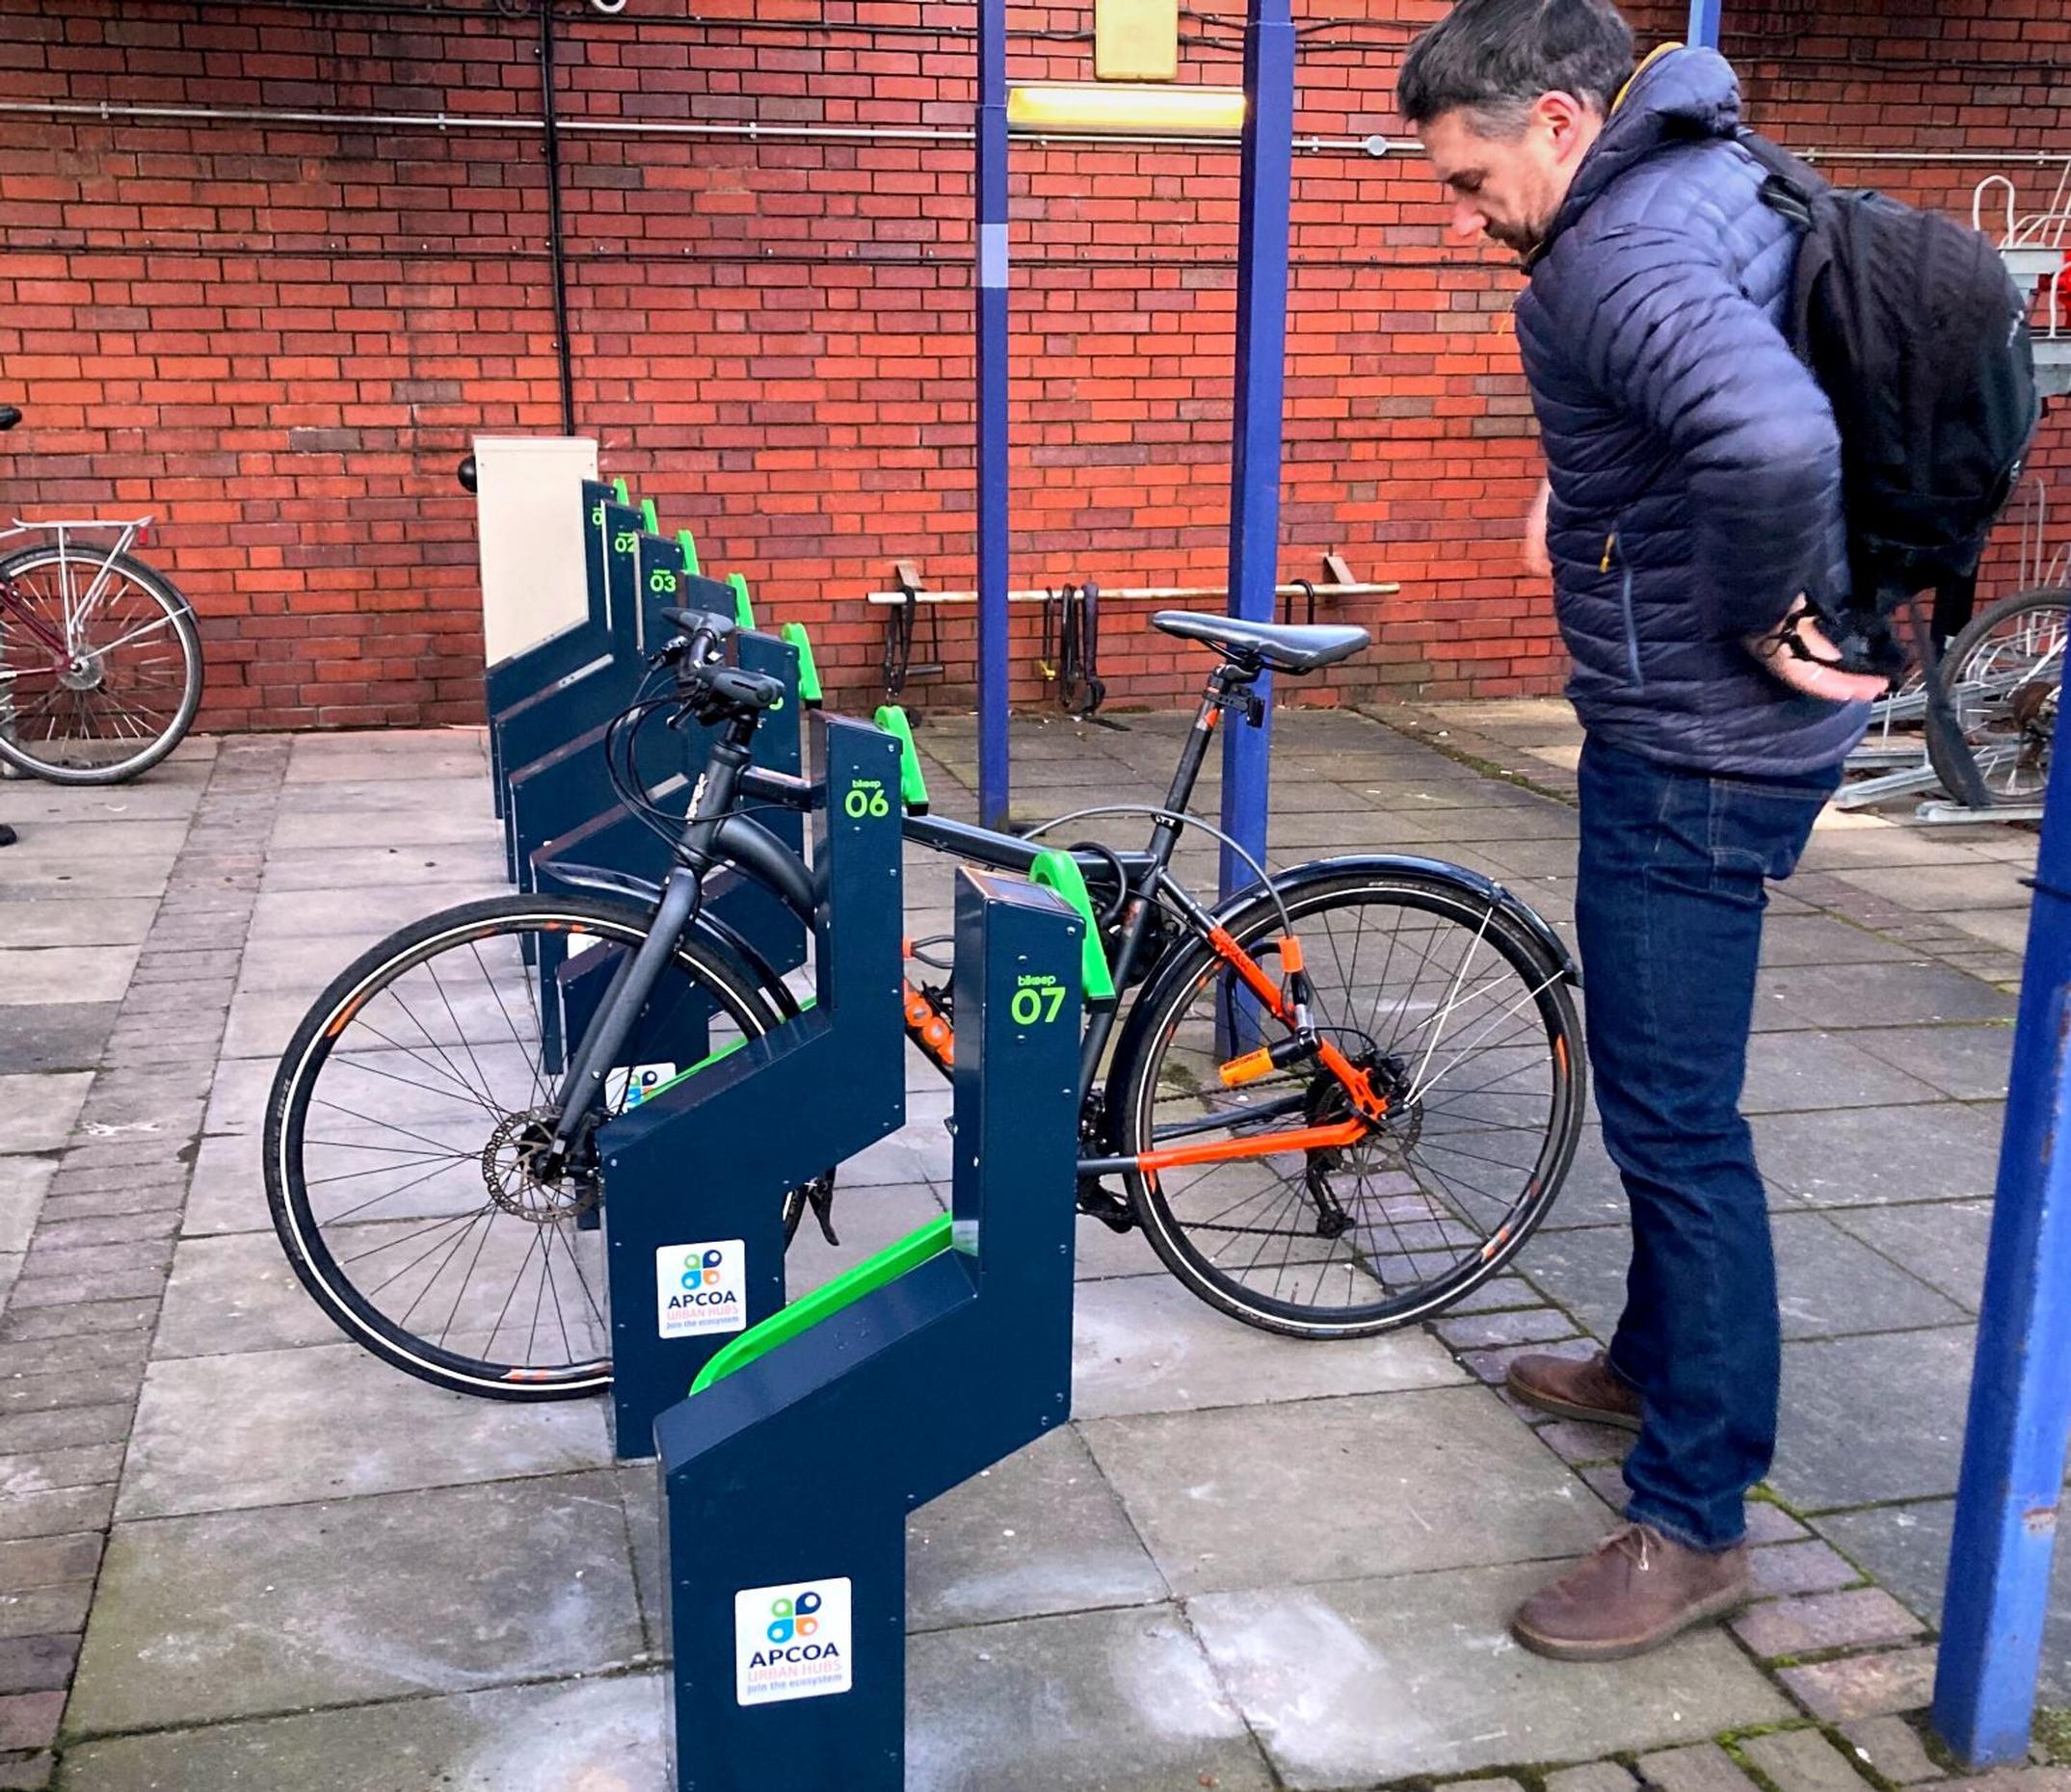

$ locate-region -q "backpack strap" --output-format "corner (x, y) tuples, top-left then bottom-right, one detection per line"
(1737, 128), (1824, 227)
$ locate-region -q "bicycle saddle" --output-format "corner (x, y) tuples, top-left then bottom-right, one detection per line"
(1153, 610), (1369, 674)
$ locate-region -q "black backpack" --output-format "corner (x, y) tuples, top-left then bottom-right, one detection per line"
(1739, 130), (2041, 678)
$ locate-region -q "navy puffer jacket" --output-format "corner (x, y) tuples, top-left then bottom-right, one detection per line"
(1515, 46), (1869, 777)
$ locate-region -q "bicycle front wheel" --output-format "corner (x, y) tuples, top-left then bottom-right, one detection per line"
(1114, 869), (1584, 1339)
(265, 895), (789, 1399)
(0, 546), (203, 783)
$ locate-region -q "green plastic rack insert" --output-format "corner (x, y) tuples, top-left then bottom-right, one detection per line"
(873, 705), (930, 814)
(782, 623), (823, 705)
(689, 1214), (954, 1395)
(1028, 849), (1115, 1001)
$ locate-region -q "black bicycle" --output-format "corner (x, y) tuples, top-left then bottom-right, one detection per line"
(267, 609), (1585, 1398)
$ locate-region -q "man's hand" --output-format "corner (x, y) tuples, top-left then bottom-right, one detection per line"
(1744, 601), (1889, 704)
(1524, 478), (1552, 579)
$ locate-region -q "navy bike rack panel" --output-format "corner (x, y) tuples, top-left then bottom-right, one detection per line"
(594, 714), (908, 1461)
(652, 867), (1082, 1792)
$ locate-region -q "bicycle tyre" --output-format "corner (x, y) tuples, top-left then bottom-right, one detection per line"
(1924, 587), (2066, 810)
(265, 893), (796, 1400)
(0, 546), (203, 784)
(1112, 868), (1584, 1339)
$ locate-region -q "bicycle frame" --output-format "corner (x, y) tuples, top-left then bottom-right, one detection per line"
(540, 658), (1391, 1183)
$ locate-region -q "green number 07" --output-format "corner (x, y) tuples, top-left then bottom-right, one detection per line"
(1009, 986), (1067, 1026)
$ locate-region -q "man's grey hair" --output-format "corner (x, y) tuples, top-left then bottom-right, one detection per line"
(1397, 0), (1636, 134)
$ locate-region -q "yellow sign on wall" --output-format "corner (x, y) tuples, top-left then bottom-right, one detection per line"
(1094, 0), (1179, 82)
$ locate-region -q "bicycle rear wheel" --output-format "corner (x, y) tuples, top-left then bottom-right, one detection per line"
(0, 546), (202, 783)
(1925, 587), (2065, 808)
(1114, 869), (1583, 1339)
(265, 894), (791, 1399)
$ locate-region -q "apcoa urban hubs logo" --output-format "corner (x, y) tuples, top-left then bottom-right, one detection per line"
(734, 1577), (853, 1706)
(653, 1239), (745, 1340)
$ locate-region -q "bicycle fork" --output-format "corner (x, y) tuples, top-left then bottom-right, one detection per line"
(542, 864), (705, 1168)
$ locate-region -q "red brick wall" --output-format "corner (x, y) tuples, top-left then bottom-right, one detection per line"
(0, 0), (2060, 728)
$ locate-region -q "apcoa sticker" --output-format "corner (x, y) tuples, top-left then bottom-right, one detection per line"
(735, 1578), (853, 1706)
(655, 1239), (746, 1340)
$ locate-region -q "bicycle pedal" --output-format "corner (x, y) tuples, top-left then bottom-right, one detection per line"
(1075, 1181), (1136, 1234)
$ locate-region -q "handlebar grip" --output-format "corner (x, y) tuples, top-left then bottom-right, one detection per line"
(661, 607), (736, 638)
(0, 407), (22, 432)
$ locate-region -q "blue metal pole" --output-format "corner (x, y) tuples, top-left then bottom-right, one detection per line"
(1218, 0), (1295, 902)
(1932, 661), (2071, 1768)
(1686, 0), (1723, 49)
(975, 0), (1011, 830)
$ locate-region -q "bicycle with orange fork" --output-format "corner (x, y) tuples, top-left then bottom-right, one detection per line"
(265, 606), (1584, 1399)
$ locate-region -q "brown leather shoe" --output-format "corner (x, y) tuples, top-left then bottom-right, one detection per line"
(1506, 1349), (1643, 1433)
(1512, 1523), (1750, 1662)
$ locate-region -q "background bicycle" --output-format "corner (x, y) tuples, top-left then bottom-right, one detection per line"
(0, 406), (204, 785)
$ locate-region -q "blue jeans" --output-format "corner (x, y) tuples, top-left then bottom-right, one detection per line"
(1575, 737), (1839, 1551)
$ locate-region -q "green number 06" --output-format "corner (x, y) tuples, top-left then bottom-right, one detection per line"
(1009, 986), (1067, 1025)
(843, 787), (891, 820)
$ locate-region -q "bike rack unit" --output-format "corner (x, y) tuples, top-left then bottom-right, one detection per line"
(592, 713), (908, 1461)
(652, 864), (1082, 1792)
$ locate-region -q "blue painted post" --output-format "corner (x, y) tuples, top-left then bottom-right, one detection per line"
(976, 0), (1012, 830)
(1932, 660), (2071, 1768)
(1686, 0), (1723, 49)
(1218, 0), (1296, 901)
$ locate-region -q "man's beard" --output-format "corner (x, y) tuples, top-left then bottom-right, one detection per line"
(1485, 218), (1543, 258)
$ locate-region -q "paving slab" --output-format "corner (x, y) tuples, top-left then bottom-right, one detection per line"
(1816, 1498), (2071, 1704)
(1827, 1199), (1993, 1314)
(1849, 1024), (2015, 1102)
(1830, 864), (2035, 913)
(153, 1230), (344, 1358)
(1753, 1103), (2006, 1206)
(1758, 916), (1920, 967)
(59, 1670), (668, 1792)
(1739, 1030), (1943, 1115)
(199, 1053), (272, 1137)
(0, 897), (159, 948)
(907, 1602), (1273, 1792)
(247, 881), (506, 945)
(1070, 1273), (1466, 1420)
(0, 1072), (92, 1153)
(908, 1425), (1168, 1632)
(1083, 1385), (1608, 1594)
(3, 782), (202, 824)
(0, 1153), (54, 1253)
(181, 1131), (270, 1235)
(1187, 1562), (1792, 1788)
(67, 1470), (642, 1736)
(0, 820), (190, 860)
(0, 999), (119, 1073)
(0, 943), (140, 1014)
(0, 852), (173, 901)
(1755, 962), (2019, 1032)
(258, 840), (512, 893)
(1767, 1326), (1977, 1512)
(270, 807), (502, 852)
(119, 1341), (612, 1518)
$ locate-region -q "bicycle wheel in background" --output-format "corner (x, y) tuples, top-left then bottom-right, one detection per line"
(0, 546), (203, 784)
(1114, 868), (1584, 1339)
(1925, 587), (2066, 809)
(265, 894), (794, 1400)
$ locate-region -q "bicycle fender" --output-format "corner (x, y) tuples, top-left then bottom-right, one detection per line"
(1214, 854), (1579, 988)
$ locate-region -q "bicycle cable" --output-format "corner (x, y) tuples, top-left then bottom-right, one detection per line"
(1020, 804), (1297, 938)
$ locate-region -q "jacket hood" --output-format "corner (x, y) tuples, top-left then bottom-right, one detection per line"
(1532, 45), (1743, 267)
